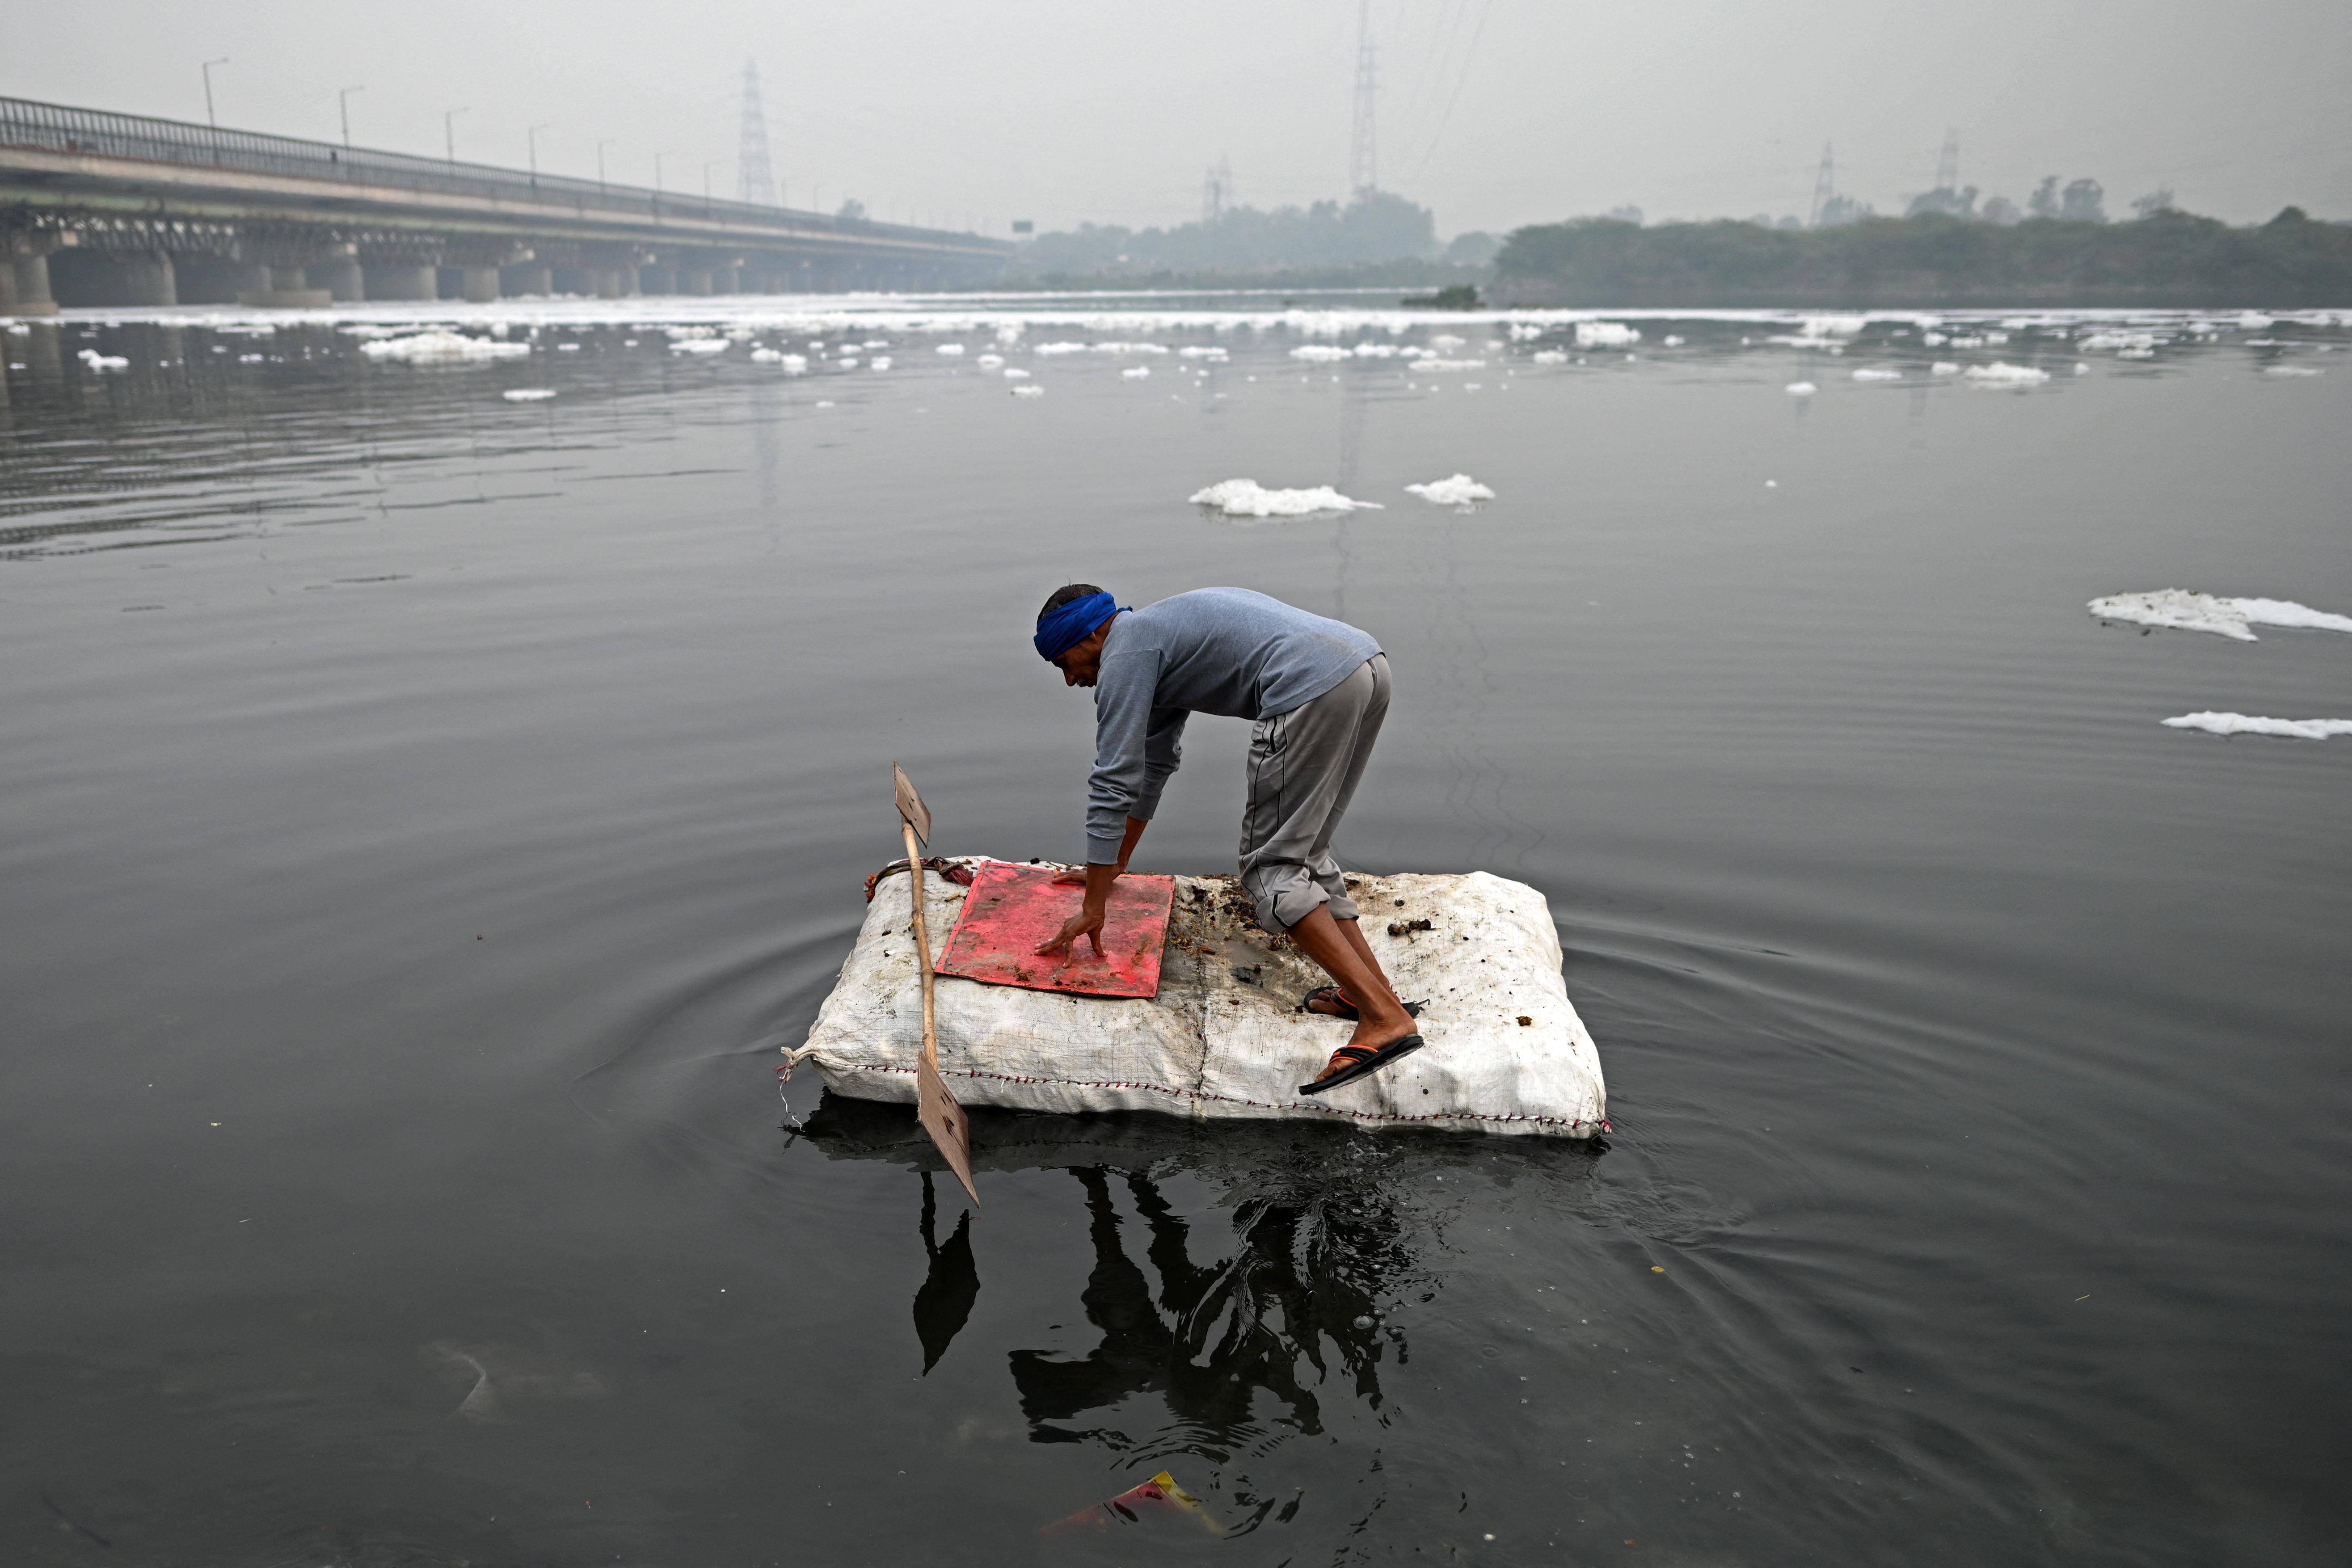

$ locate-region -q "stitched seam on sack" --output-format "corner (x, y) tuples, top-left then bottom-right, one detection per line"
(825, 1060), (1593, 1129)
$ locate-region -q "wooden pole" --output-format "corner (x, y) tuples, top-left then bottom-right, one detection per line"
(895, 764), (977, 1206)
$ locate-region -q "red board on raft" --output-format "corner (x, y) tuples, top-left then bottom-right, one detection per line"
(934, 862), (1175, 1000)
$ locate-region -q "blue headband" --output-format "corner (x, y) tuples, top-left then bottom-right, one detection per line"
(1034, 592), (1125, 662)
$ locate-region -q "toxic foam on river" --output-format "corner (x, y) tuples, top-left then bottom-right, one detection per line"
(2089, 590), (2352, 642)
(1189, 480), (1382, 518)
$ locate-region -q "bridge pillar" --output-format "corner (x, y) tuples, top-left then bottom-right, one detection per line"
(711, 266), (740, 294)
(50, 249), (179, 308)
(6, 252), (58, 315)
(362, 264), (438, 301)
(238, 266), (331, 309)
(680, 268), (713, 296)
(309, 258), (365, 302)
(502, 264), (554, 297)
(639, 265), (674, 296)
(461, 267), (501, 303)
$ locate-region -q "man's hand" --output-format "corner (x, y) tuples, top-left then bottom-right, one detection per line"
(1037, 859), (1124, 958)
(1037, 905), (1106, 958)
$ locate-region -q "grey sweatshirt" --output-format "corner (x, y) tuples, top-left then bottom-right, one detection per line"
(1084, 588), (1380, 863)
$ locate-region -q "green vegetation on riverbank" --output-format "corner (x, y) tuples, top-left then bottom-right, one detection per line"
(1491, 208), (2352, 308)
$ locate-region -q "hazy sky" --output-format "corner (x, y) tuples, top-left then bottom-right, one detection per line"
(11, 0), (2348, 236)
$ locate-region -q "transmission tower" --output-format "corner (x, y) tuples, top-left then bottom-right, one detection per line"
(738, 59), (777, 206)
(1808, 142), (1834, 227)
(1349, 0), (1378, 196)
(1933, 126), (1960, 194)
(1202, 155), (1234, 222)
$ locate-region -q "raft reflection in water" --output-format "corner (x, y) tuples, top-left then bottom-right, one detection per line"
(804, 1098), (1604, 1468)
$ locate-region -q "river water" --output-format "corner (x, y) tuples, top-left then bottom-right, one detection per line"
(3, 297), (2347, 1566)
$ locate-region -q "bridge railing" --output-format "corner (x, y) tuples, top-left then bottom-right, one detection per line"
(0, 95), (999, 252)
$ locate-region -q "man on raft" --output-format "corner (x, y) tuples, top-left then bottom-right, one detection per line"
(1031, 585), (1423, 1095)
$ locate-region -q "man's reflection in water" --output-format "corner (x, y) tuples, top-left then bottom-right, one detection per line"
(829, 1102), (1425, 1460)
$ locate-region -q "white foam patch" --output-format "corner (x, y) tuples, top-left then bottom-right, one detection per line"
(358, 331), (531, 364)
(1429, 333), (1467, 350)
(1291, 345), (1349, 362)
(1530, 350), (1569, 364)
(1012, 384), (1044, 397)
(2163, 712), (2352, 740)
(1931, 362), (1960, 375)
(502, 388), (556, 401)
(977, 353), (1004, 368)
(2236, 312), (2276, 330)
(1964, 362), (2049, 384)
(869, 356), (893, 370)
(1574, 321), (1640, 348)
(1785, 381), (1817, 396)
(2263, 365), (2323, 377)
(1121, 365), (1151, 379)
(1851, 367), (1902, 381)
(2089, 590), (2352, 641)
(936, 343), (966, 355)
(1412, 358), (1486, 371)
(2078, 331), (2159, 351)
(77, 350), (130, 370)
(1002, 367), (1030, 379)
(1189, 479), (1383, 517)
(1405, 474), (1496, 507)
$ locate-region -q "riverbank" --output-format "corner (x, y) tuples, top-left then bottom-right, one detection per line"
(1491, 208), (2352, 308)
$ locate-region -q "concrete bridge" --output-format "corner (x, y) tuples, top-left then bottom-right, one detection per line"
(0, 96), (1012, 314)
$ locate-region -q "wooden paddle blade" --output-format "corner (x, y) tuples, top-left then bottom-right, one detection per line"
(893, 763), (932, 847)
(916, 1053), (979, 1206)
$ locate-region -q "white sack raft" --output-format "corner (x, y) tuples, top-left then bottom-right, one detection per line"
(790, 858), (1607, 1138)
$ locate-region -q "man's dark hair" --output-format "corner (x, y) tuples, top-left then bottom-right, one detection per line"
(1038, 583), (1106, 623)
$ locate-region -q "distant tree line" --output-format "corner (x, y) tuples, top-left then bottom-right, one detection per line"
(1490, 207), (2352, 307)
(1007, 191), (1499, 278)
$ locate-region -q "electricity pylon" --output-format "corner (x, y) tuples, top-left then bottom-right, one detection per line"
(1349, 0), (1378, 196)
(738, 59), (778, 206)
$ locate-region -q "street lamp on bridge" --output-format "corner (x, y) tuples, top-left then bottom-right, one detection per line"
(596, 139), (615, 197)
(527, 124), (550, 186)
(444, 106), (469, 168)
(339, 85), (364, 148)
(201, 58), (228, 130)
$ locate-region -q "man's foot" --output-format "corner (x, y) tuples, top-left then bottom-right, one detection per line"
(1302, 984), (1424, 1023)
(1299, 1029), (1425, 1096)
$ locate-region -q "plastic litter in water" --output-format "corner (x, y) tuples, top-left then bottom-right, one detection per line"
(77, 349), (130, 371)
(1405, 474), (1496, 508)
(358, 332), (531, 364)
(2162, 712), (2352, 740)
(1784, 381), (1817, 396)
(501, 388), (556, 401)
(2088, 589), (2352, 641)
(1188, 479), (1383, 517)
(1964, 362), (2050, 385)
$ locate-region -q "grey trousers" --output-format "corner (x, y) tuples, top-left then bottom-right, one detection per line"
(1239, 654), (1390, 933)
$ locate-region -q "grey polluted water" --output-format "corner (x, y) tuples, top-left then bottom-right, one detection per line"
(0, 301), (2347, 1564)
